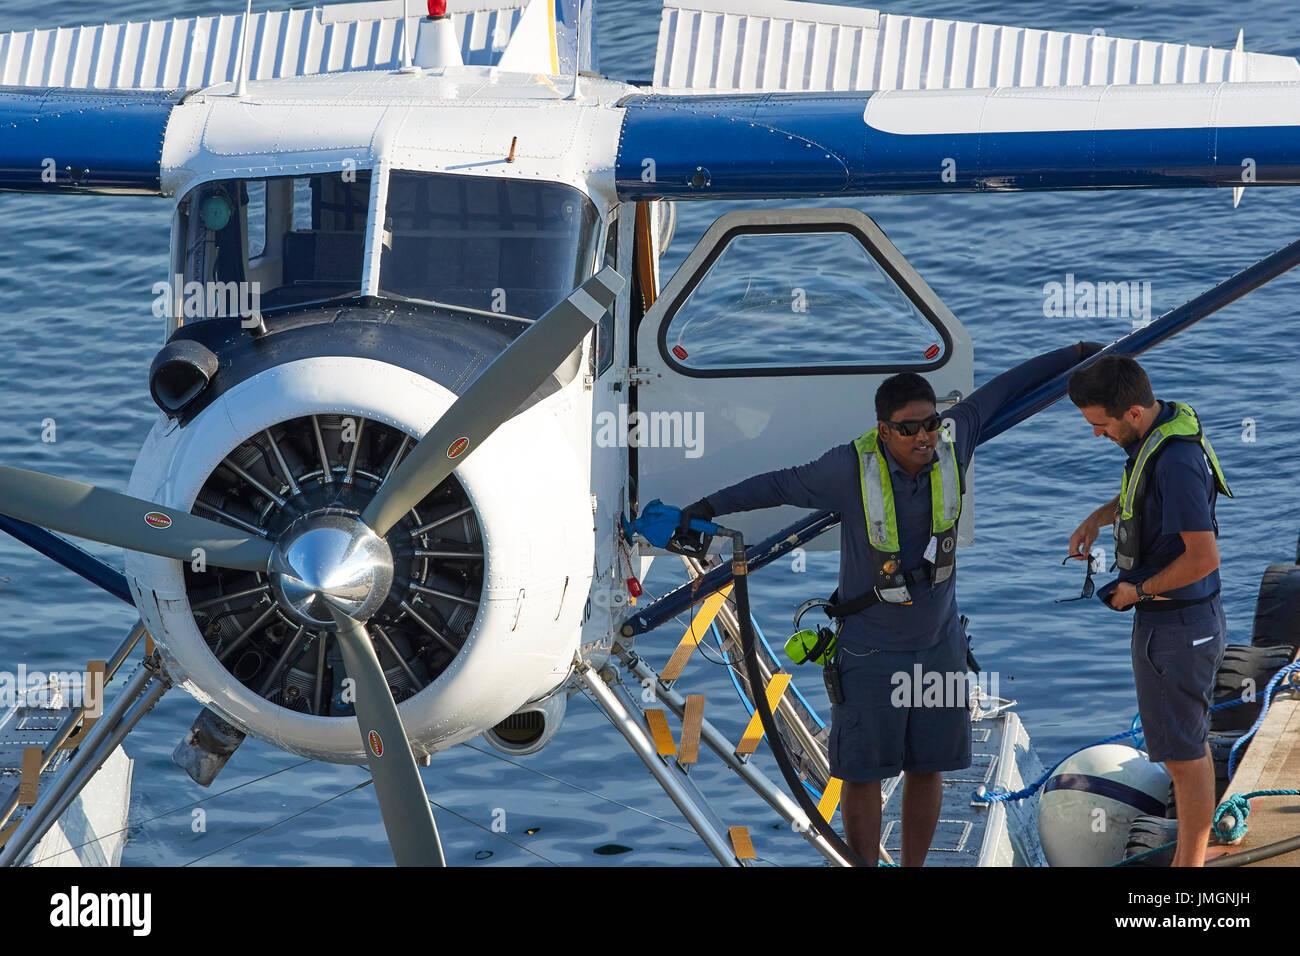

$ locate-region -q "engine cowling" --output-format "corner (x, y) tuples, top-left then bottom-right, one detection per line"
(126, 354), (593, 763)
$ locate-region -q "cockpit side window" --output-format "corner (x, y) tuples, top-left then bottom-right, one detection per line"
(275, 172), (370, 307)
(174, 170), (371, 322)
(594, 214), (618, 377)
(246, 180), (266, 259)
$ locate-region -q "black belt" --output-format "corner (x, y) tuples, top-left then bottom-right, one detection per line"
(1134, 588), (1220, 614)
(824, 567), (932, 619)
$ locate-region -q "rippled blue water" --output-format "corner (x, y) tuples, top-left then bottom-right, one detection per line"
(1, 0), (1297, 866)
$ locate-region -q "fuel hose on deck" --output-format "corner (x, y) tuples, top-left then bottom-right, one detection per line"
(726, 532), (873, 867)
(633, 503), (873, 866)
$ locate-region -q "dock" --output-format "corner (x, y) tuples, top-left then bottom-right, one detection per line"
(1219, 646), (1300, 866)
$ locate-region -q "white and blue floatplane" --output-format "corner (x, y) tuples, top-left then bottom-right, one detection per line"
(1, 0), (1298, 867)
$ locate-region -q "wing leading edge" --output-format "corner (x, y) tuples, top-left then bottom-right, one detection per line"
(615, 84), (1300, 200)
(0, 86), (186, 193)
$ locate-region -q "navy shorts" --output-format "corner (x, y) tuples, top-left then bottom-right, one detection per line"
(828, 614), (972, 783)
(1131, 596), (1227, 763)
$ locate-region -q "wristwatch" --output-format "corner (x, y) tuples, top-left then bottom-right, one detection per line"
(1135, 582), (1156, 603)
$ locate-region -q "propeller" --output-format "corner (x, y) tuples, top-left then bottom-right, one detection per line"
(0, 465), (273, 571)
(330, 607), (445, 865)
(0, 266), (625, 865)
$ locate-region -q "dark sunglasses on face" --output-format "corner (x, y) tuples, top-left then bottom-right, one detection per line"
(1055, 553), (1098, 603)
(885, 414), (943, 437)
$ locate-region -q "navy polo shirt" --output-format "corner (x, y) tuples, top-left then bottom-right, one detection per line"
(1117, 401), (1221, 601)
(704, 344), (1084, 651)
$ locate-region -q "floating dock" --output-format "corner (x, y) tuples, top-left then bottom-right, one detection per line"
(1220, 645), (1300, 866)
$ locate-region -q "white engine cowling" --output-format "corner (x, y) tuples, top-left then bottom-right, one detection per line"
(126, 355), (593, 763)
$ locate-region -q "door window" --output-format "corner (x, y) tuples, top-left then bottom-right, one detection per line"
(660, 226), (950, 375)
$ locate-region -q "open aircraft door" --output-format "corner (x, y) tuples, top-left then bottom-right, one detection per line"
(633, 209), (974, 551)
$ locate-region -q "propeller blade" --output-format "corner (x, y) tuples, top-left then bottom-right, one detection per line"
(330, 608), (445, 866)
(0, 465), (273, 572)
(362, 267), (625, 536)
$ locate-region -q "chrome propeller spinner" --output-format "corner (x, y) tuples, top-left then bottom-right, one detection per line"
(267, 511), (394, 629)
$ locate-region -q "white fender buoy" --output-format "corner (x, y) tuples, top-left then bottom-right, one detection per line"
(1037, 744), (1170, 866)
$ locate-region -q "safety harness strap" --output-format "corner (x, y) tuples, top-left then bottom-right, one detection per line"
(823, 567), (932, 619)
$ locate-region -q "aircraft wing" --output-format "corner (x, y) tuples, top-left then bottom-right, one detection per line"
(650, 0), (1299, 93)
(0, 0), (592, 194)
(0, 0), (566, 92)
(616, 0), (1300, 200)
(0, 86), (185, 193)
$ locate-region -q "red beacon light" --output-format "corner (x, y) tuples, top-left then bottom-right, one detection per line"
(414, 0), (460, 66)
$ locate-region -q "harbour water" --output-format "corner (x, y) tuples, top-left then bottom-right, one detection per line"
(0, 0), (1297, 865)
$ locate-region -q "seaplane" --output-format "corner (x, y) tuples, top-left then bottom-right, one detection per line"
(1, 0), (1299, 868)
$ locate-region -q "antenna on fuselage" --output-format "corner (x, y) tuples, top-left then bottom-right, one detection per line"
(566, 1), (581, 100)
(401, 0), (413, 69)
(234, 0), (253, 98)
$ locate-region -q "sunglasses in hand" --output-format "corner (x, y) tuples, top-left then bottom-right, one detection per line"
(1055, 553), (1100, 603)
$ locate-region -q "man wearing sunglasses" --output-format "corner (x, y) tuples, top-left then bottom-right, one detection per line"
(674, 339), (1103, 865)
(1065, 355), (1231, 867)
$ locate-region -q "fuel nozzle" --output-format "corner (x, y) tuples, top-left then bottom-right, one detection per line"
(625, 498), (719, 559)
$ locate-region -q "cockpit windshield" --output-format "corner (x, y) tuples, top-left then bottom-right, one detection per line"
(378, 171), (600, 320)
(175, 171), (372, 320)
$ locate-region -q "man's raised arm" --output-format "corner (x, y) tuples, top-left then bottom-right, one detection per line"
(683, 444), (848, 527)
(946, 341), (1104, 458)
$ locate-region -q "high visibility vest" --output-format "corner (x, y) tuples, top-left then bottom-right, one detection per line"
(852, 426), (962, 604)
(1115, 402), (1232, 570)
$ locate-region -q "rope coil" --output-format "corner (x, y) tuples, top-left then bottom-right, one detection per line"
(1212, 789), (1300, 844)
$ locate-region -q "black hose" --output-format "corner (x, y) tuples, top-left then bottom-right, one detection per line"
(1206, 832), (1300, 867)
(727, 531), (872, 867)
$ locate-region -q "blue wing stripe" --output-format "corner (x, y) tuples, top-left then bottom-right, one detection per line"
(0, 86), (187, 194)
(615, 91), (1300, 199)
